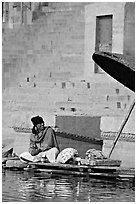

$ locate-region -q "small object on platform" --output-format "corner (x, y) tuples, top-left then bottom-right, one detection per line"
(89, 160), (96, 166)
(85, 149), (107, 160)
(41, 157), (46, 163)
(75, 157), (81, 165)
(81, 159), (90, 165)
(19, 152), (34, 163)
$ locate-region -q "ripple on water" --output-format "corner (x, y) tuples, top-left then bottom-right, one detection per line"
(2, 170), (135, 202)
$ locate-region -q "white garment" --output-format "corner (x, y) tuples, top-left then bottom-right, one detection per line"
(19, 147), (59, 163)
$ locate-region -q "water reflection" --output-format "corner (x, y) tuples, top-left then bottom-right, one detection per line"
(2, 169), (135, 202)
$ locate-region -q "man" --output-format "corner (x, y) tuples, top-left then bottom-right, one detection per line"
(29, 115), (59, 162)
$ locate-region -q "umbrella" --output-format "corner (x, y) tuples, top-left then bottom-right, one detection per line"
(92, 51), (135, 92)
(92, 51), (135, 158)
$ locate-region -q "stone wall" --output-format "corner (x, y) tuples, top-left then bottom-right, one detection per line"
(84, 2), (133, 81)
(2, 80), (134, 137)
(2, 2), (86, 91)
(123, 2), (135, 57)
(102, 138), (135, 168)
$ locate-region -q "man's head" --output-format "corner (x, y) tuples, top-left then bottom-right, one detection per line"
(31, 116), (44, 132)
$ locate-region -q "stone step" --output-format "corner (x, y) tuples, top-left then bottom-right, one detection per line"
(2, 109), (56, 127)
(101, 114), (135, 134)
(3, 101), (131, 125)
(14, 81), (126, 91)
(2, 97), (130, 108)
(3, 81), (134, 97)
(90, 108), (127, 117)
(40, 8), (81, 20)
(48, 2), (86, 10)
(3, 86), (51, 95)
(55, 100), (130, 111)
(3, 8), (82, 43)
(3, 80), (134, 92)
(3, 7), (84, 49)
(3, 84), (134, 106)
(3, 93), (69, 105)
(3, 99), (55, 107)
(10, 104), (56, 113)
(3, 87), (69, 99)
(2, 95), (133, 119)
(55, 105), (126, 117)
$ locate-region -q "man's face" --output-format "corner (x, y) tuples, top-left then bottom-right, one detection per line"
(36, 122), (44, 132)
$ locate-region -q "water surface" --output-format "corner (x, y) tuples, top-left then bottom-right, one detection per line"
(2, 169), (135, 202)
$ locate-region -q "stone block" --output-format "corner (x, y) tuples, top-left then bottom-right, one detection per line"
(102, 139), (135, 168)
(55, 115), (101, 139)
(100, 112), (135, 134)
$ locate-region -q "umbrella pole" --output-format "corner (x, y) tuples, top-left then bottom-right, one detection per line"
(108, 99), (135, 158)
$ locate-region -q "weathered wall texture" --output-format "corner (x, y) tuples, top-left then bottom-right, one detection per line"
(84, 2), (132, 80)
(56, 116), (101, 139)
(123, 2), (135, 57)
(83, 2), (135, 167)
(2, 2), (86, 90)
(102, 139), (135, 168)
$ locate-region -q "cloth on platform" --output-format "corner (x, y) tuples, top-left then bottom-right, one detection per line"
(32, 147), (59, 163)
(45, 147), (59, 163)
(56, 148), (79, 164)
(85, 149), (107, 160)
(19, 147), (59, 163)
(29, 126), (59, 156)
(19, 152), (34, 163)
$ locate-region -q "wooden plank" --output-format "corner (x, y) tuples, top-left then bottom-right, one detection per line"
(81, 158), (121, 166)
(89, 172), (118, 178)
(29, 162), (88, 169)
(35, 168), (86, 176)
(95, 159), (121, 166)
(118, 174), (135, 178)
(28, 161), (120, 172)
(24, 167), (118, 178)
(90, 166), (119, 170)
(2, 157), (19, 160)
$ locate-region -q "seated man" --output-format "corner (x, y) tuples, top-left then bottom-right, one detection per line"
(29, 115), (59, 162)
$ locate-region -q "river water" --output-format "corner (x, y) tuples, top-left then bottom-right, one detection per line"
(2, 169), (135, 202)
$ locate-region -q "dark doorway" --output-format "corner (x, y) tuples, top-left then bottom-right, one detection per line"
(95, 15), (113, 73)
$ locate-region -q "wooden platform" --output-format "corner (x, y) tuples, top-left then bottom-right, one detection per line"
(24, 160), (120, 178)
(2, 157), (135, 181)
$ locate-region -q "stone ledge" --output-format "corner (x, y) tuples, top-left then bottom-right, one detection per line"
(12, 126), (103, 145)
(57, 131), (103, 144)
(101, 131), (135, 142)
